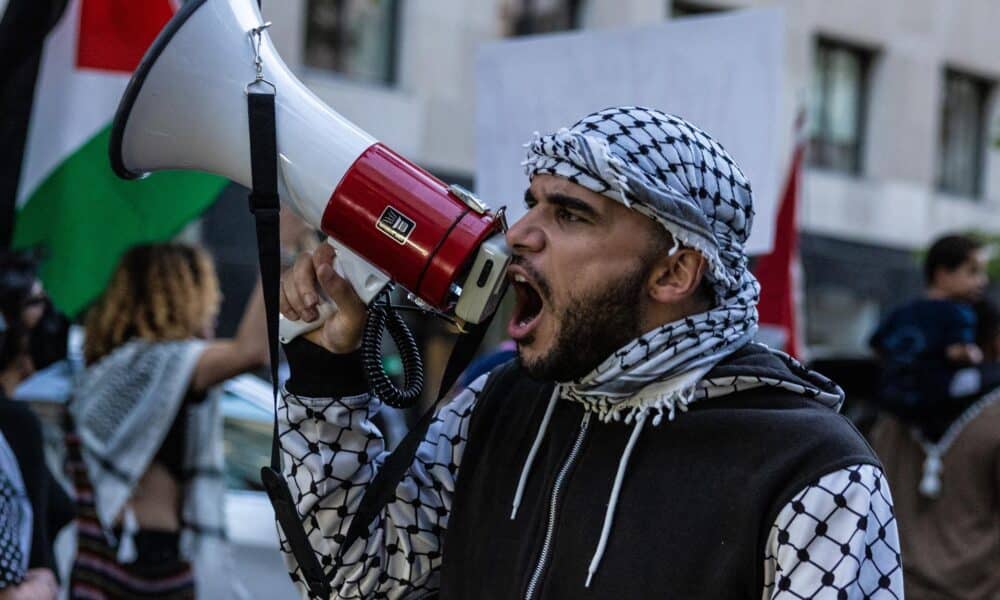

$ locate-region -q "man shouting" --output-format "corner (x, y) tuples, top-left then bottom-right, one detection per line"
(277, 107), (903, 598)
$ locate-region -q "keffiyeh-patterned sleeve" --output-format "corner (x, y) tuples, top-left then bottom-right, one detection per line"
(762, 464), (903, 599)
(0, 429), (31, 590)
(277, 374), (488, 599)
(0, 475), (30, 589)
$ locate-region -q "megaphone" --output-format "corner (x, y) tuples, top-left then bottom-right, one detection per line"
(110, 0), (509, 340)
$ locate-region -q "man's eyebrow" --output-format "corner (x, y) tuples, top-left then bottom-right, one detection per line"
(546, 193), (600, 218)
(523, 188), (602, 219)
(523, 188), (536, 207)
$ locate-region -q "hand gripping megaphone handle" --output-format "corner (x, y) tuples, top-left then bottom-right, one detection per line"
(277, 300), (337, 344)
(278, 238), (391, 343)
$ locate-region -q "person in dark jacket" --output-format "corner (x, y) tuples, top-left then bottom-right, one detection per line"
(869, 234), (989, 433)
(0, 251), (73, 600)
(276, 107), (903, 598)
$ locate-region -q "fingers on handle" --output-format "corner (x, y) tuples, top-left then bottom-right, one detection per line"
(279, 283), (298, 321)
(314, 246), (367, 320)
(313, 240), (335, 265)
(283, 252), (319, 321)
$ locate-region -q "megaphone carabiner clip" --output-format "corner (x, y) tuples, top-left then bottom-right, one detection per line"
(245, 22), (276, 95)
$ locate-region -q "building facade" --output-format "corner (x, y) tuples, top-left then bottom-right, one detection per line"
(212, 0), (1000, 357)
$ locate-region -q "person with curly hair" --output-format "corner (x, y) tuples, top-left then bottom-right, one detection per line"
(65, 243), (268, 599)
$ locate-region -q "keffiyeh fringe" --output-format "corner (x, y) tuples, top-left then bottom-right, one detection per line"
(563, 365), (708, 426)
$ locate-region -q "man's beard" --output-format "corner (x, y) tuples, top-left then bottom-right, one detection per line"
(518, 265), (647, 382)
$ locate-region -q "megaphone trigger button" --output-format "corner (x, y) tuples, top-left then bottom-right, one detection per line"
(476, 260), (495, 288)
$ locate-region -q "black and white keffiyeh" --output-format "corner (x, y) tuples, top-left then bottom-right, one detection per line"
(71, 340), (215, 555)
(523, 106), (763, 422)
(71, 340), (247, 599)
(0, 431), (30, 589)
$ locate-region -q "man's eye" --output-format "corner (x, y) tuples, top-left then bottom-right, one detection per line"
(556, 207), (582, 223)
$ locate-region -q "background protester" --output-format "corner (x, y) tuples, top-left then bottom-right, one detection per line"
(66, 243), (267, 599)
(869, 298), (1000, 599)
(0, 251), (72, 600)
(869, 234), (988, 435)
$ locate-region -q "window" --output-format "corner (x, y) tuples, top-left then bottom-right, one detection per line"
(809, 38), (874, 174)
(670, 1), (724, 18)
(304, 0), (399, 86)
(938, 69), (993, 198)
(501, 0), (583, 36)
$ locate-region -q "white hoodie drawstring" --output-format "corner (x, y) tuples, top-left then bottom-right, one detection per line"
(510, 385), (562, 520)
(585, 411), (648, 588)
(506, 383), (667, 587)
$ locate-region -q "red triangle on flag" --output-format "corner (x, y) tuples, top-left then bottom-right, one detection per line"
(77, 0), (176, 73)
(754, 116), (805, 358)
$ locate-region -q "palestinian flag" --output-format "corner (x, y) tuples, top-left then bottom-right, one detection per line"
(6, 0), (226, 317)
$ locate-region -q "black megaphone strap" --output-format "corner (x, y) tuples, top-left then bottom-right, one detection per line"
(246, 89), (334, 599)
(245, 77), (497, 599)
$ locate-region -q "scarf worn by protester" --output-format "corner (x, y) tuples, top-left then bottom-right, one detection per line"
(514, 107), (844, 586)
(70, 340), (236, 585)
(0, 431), (31, 589)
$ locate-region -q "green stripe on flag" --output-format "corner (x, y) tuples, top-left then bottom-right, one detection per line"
(13, 124), (227, 317)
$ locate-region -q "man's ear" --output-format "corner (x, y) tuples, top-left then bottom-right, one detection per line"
(647, 249), (708, 305)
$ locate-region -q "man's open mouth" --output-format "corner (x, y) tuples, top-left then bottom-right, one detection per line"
(508, 267), (545, 341)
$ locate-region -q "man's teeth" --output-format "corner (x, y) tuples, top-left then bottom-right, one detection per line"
(514, 274), (527, 283)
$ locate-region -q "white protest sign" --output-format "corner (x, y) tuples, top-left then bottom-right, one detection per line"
(475, 8), (785, 255)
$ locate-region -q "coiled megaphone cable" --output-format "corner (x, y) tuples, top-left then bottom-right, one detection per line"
(361, 290), (425, 408)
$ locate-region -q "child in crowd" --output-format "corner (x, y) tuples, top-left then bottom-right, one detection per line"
(870, 234), (989, 425)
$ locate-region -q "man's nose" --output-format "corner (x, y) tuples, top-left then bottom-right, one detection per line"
(506, 210), (545, 254)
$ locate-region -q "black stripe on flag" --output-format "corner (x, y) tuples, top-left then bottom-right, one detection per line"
(0, 0), (68, 249)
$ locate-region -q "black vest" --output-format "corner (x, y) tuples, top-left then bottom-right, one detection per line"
(439, 361), (880, 599)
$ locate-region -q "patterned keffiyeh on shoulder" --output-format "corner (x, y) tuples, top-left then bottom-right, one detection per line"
(70, 339), (225, 560)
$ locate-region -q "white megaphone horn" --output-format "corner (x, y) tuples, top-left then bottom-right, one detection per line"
(110, 0), (510, 341)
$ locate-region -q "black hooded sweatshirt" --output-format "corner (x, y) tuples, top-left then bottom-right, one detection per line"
(283, 340), (881, 599)
(432, 343), (881, 598)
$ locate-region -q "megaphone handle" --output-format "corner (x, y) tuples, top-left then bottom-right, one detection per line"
(278, 300), (338, 344)
(278, 239), (390, 343)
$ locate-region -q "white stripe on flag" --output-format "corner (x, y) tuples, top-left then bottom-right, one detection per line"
(17, 0), (131, 207)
